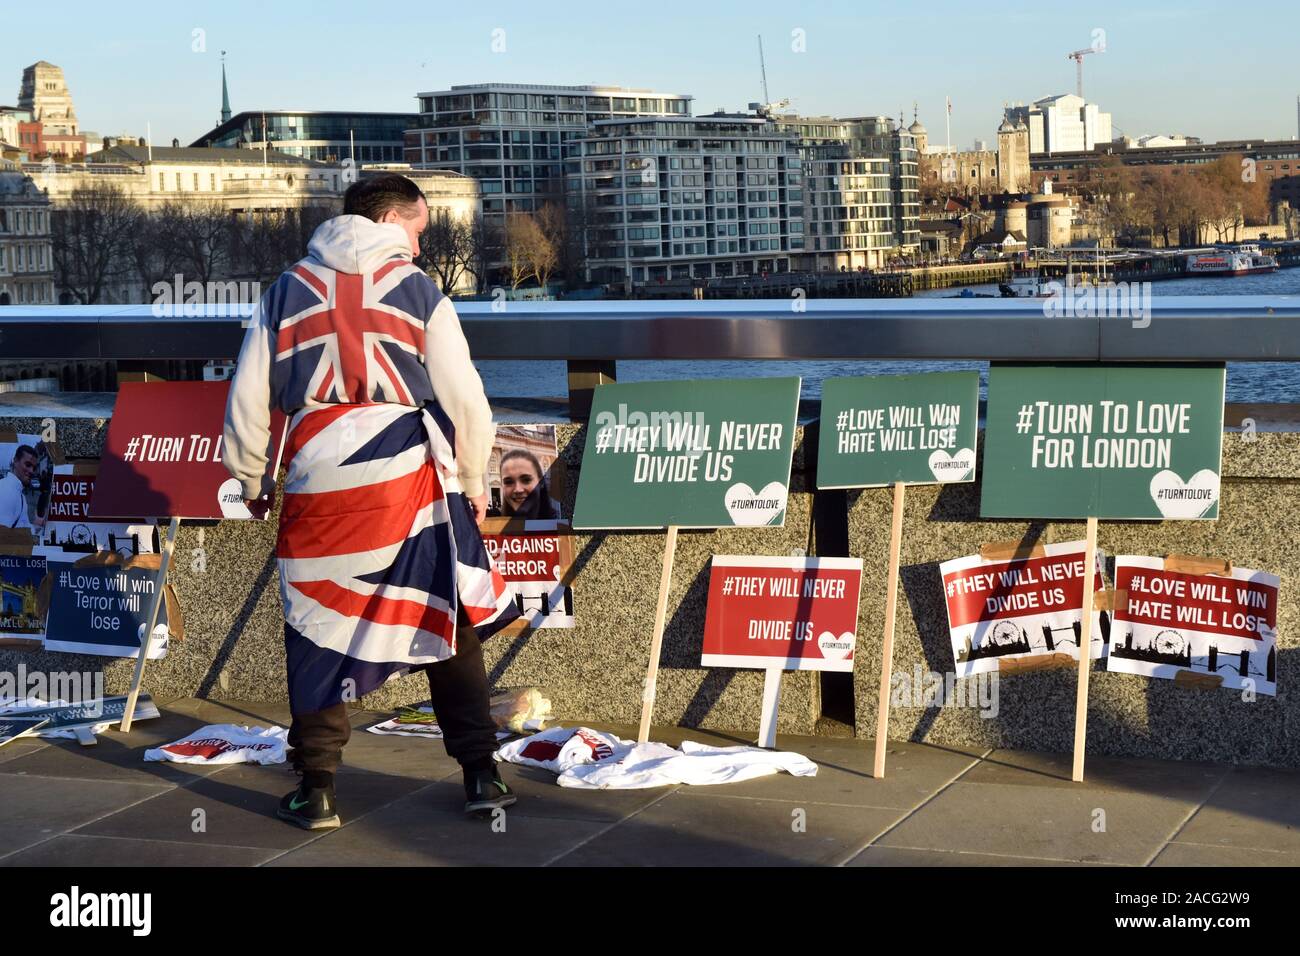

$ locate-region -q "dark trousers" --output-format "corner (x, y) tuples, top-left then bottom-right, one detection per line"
(287, 619), (497, 774)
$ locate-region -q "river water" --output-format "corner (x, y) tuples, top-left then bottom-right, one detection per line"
(476, 270), (1300, 406)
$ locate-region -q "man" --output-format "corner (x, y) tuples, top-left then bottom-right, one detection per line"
(223, 174), (520, 828)
(0, 446), (40, 535)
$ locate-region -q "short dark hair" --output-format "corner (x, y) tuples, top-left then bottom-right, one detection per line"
(501, 449), (545, 481)
(343, 174), (426, 222)
(11, 445), (37, 465)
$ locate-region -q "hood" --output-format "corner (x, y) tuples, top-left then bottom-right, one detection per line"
(306, 214), (412, 274)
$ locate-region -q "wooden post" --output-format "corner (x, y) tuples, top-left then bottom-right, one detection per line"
(638, 525), (678, 744)
(1071, 515), (1099, 782)
(120, 516), (179, 732)
(873, 482), (906, 778)
(757, 667), (782, 749)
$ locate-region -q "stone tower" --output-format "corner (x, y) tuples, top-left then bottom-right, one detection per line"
(18, 61), (79, 137)
(997, 118), (1030, 193)
(908, 113), (928, 156)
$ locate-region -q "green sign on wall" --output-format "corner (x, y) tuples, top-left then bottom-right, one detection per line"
(980, 363), (1225, 520)
(573, 377), (801, 530)
(817, 371), (980, 489)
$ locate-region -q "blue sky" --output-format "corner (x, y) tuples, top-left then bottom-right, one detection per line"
(4, 0), (1297, 147)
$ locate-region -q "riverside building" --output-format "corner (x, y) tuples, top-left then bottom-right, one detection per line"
(406, 83), (692, 219)
(564, 113), (804, 286)
(0, 171), (55, 304)
(773, 113), (921, 269)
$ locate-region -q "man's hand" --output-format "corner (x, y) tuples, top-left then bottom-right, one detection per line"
(468, 493), (488, 526)
(243, 497), (272, 520)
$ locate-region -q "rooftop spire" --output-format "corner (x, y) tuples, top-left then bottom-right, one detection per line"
(220, 51), (231, 124)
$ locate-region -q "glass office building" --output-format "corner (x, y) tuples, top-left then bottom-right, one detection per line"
(192, 111), (419, 164)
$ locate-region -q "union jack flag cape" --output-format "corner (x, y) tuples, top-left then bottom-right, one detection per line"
(279, 400), (516, 714)
(224, 216), (518, 715)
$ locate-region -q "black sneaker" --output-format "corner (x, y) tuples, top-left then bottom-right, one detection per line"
(464, 764), (517, 815)
(277, 781), (341, 830)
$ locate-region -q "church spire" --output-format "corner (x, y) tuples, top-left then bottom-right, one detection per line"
(220, 51), (231, 124)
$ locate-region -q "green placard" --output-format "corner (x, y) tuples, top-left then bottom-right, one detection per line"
(980, 363), (1225, 520)
(817, 371), (980, 489)
(573, 377), (801, 530)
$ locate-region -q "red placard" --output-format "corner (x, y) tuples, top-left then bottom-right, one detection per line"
(940, 540), (1106, 677)
(1107, 556), (1279, 695)
(479, 518), (576, 630)
(701, 555), (863, 672)
(944, 550), (1104, 630)
(90, 382), (287, 520)
(1113, 562), (1277, 642)
(45, 471), (94, 521)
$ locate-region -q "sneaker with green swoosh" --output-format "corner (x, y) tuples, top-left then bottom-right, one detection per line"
(464, 765), (517, 815)
(277, 781), (341, 830)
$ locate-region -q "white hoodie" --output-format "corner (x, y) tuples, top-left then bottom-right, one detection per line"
(223, 215), (494, 498)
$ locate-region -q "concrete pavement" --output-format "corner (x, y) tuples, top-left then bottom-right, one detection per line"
(0, 698), (1296, 867)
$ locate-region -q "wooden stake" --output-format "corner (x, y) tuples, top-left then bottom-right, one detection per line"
(1071, 515), (1098, 782)
(638, 525), (678, 744)
(120, 516), (179, 732)
(873, 481), (906, 778)
(757, 667), (782, 749)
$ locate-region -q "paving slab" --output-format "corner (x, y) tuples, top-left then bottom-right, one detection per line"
(847, 846), (1111, 867)
(0, 774), (169, 859)
(0, 833), (278, 867)
(0, 709), (240, 786)
(162, 697), (294, 727)
(499, 724), (982, 811)
(0, 736), (50, 766)
(416, 762), (677, 823)
(962, 747), (1228, 801)
(876, 781), (1199, 866)
(1171, 767), (1300, 854)
(1150, 842), (1300, 867)
(700, 736), (985, 809)
(337, 709), (464, 781)
(266, 790), (609, 867)
(75, 762), (425, 851)
(552, 791), (906, 867)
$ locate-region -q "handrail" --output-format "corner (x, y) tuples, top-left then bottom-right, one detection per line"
(1, 297), (1299, 362)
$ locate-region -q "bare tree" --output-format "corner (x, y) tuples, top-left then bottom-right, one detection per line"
(418, 208), (474, 294)
(163, 198), (234, 286)
(128, 203), (186, 297)
(504, 212), (547, 290)
(50, 184), (142, 303)
(469, 214), (503, 293)
(529, 203), (563, 291)
(532, 202), (566, 290)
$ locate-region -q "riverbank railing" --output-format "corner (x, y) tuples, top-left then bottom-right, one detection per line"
(2, 297), (1299, 416)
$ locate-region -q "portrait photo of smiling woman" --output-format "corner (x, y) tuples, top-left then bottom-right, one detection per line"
(487, 425), (564, 520)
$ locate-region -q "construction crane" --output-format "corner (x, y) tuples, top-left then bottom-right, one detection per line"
(1067, 47), (1100, 99)
(748, 35), (791, 117)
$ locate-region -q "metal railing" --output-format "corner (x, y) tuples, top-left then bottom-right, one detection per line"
(2, 297), (1300, 363)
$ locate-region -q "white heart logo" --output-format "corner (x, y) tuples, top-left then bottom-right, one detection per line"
(928, 447), (976, 483)
(724, 481), (788, 526)
(1149, 469), (1219, 519)
(218, 478), (253, 519)
(817, 631), (855, 660)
